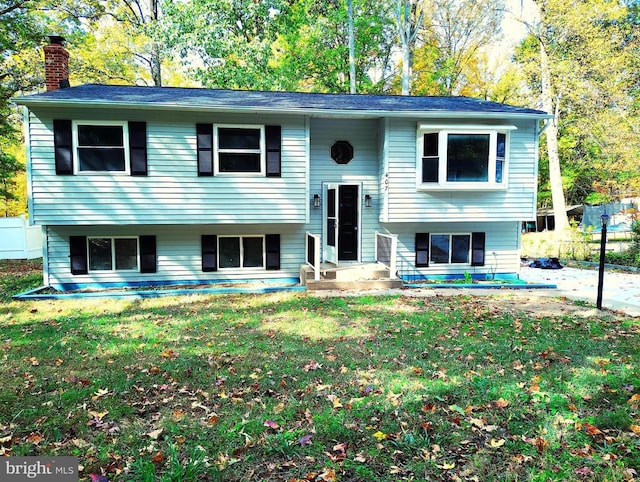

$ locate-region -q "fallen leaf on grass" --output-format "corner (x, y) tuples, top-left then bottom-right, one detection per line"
(469, 418), (485, 428)
(172, 409), (185, 421)
(373, 431), (388, 441)
(489, 438), (505, 448)
(264, 420), (279, 429)
(584, 422), (603, 437)
(448, 404), (466, 415)
(353, 452), (367, 463)
(298, 434), (313, 446)
(160, 349), (178, 359)
(26, 433), (43, 444)
(421, 403), (436, 413)
(146, 428), (163, 440)
(302, 361), (322, 372)
(629, 425), (640, 434)
(318, 467), (337, 481)
(494, 398), (509, 408)
(574, 467), (593, 476)
(327, 394), (342, 409)
(151, 451), (165, 464)
(92, 388), (110, 400)
(88, 411), (108, 421)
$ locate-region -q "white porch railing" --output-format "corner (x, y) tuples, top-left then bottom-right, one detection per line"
(305, 232), (321, 281)
(375, 232), (398, 279)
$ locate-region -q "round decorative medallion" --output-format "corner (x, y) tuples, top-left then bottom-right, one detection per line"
(331, 140), (354, 165)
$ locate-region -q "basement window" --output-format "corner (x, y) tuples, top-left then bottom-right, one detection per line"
(88, 237), (138, 271)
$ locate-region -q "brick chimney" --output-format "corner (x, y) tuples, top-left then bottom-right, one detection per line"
(44, 35), (69, 91)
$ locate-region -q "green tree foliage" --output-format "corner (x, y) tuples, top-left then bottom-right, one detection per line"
(0, 145), (23, 215)
(413, 0), (504, 96)
(161, 0), (289, 90)
(516, 0), (640, 207)
(161, 0), (395, 93)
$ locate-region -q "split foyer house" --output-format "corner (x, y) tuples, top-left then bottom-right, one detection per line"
(15, 38), (550, 291)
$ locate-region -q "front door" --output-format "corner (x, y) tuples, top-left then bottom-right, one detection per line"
(323, 183), (359, 264)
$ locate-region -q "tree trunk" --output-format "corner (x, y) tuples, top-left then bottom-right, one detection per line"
(150, 0), (162, 87)
(540, 41), (569, 232)
(347, 0), (356, 93)
(399, 0), (412, 95)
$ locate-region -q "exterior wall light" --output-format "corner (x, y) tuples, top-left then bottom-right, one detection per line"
(364, 194), (372, 208)
(313, 194), (320, 208)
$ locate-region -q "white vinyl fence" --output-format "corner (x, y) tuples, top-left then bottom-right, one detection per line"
(0, 215), (42, 259)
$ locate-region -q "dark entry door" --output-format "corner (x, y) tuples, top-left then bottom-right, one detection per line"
(338, 185), (358, 261)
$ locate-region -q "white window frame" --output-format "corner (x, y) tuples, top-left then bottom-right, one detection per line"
(213, 124), (266, 176)
(416, 124), (515, 191)
(72, 121), (130, 175)
(217, 235), (266, 270)
(430, 233), (472, 265)
(87, 236), (140, 272)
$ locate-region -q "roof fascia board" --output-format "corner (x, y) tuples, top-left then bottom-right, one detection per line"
(15, 98), (552, 120)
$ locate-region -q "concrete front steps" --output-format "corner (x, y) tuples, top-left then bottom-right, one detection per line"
(300, 262), (403, 291)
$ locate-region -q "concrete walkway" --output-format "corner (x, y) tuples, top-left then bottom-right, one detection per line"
(518, 266), (640, 317)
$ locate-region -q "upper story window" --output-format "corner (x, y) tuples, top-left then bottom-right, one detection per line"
(215, 125), (265, 175)
(417, 125), (513, 190)
(197, 124), (281, 178)
(73, 121), (129, 173)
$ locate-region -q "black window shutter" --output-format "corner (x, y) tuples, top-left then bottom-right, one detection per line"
(129, 121), (147, 176)
(54, 119), (73, 175)
(471, 232), (486, 266)
(265, 234), (280, 270)
(139, 235), (157, 273)
(265, 125), (281, 177)
(202, 235), (218, 272)
(415, 233), (430, 268)
(196, 124), (213, 176)
(69, 236), (87, 275)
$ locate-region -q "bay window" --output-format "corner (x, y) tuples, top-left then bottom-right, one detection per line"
(418, 126), (513, 189)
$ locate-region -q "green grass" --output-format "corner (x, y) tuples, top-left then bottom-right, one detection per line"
(1, 261), (639, 481)
(0, 259), (42, 301)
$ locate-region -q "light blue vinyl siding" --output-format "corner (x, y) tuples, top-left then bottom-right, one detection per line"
(46, 224), (305, 289)
(27, 108), (307, 225)
(307, 118), (380, 262)
(28, 103), (540, 287)
(384, 119), (539, 222)
(384, 221), (522, 278)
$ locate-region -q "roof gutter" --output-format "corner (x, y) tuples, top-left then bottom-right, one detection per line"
(14, 98), (553, 120)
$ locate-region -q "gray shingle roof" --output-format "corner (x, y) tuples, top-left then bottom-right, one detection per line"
(15, 83), (549, 118)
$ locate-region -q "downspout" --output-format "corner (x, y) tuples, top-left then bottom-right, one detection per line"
(22, 107), (34, 224)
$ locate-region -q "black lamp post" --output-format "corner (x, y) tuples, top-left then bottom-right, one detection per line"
(596, 213), (609, 310)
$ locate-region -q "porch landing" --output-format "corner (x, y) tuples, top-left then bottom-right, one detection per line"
(300, 263), (403, 291)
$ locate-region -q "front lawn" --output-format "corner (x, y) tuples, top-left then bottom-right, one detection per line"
(0, 263), (638, 481)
